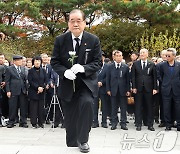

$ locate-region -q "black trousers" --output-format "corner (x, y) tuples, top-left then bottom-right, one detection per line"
(93, 93), (109, 125)
(30, 100), (44, 125)
(162, 91), (180, 128)
(8, 93), (27, 125)
(62, 85), (94, 147)
(135, 89), (154, 127)
(111, 93), (127, 127)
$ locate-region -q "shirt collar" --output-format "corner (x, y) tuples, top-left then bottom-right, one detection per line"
(14, 64), (19, 69)
(115, 61), (121, 68)
(72, 32), (83, 42)
(141, 59), (147, 65)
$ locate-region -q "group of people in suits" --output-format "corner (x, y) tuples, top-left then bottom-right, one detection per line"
(0, 53), (64, 129)
(92, 47), (180, 134)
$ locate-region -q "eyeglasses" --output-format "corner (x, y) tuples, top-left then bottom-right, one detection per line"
(69, 20), (84, 24)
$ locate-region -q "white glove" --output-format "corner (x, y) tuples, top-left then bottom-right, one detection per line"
(71, 64), (85, 74)
(64, 69), (76, 80)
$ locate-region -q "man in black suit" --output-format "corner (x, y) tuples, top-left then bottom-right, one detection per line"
(41, 53), (52, 124)
(92, 52), (109, 128)
(132, 48), (157, 131)
(5, 55), (28, 128)
(156, 50), (167, 127)
(51, 9), (102, 153)
(159, 48), (180, 131)
(106, 50), (130, 130)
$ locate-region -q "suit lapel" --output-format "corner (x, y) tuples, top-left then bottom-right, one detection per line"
(164, 62), (171, 78)
(65, 32), (74, 52)
(137, 60), (142, 70)
(12, 66), (20, 78)
(172, 61), (179, 78)
(77, 31), (88, 64)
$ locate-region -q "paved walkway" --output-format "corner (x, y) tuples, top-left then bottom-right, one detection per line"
(0, 118), (179, 154)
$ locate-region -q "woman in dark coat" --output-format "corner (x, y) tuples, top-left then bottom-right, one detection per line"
(28, 56), (48, 128)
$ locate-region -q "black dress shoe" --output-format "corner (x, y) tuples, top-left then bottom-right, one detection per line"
(111, 125), (117, 130)
(101, 123), (108, 128)
(155, 119), (159, 124)
(121, 126), (128, 130)
(52, 124), (59, 128)
(19, 124), (28, 128)
(158, 123), (165, 127)
(38, 124), (44, 128)
(78, 142), (90, 153)
(92, 123), (99, 128)
(32, 124), (38, 129)
(45, 120), (51, 124)
(165, 127), (171, 131)
(7, 124), (14, 128)
(148, 126), (155, 131)
(136, 126), (141, 131)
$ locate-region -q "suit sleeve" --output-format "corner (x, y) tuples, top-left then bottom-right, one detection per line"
(28, 69), (39, 90)
(131, 62), (136, 89)
(5, 67), (10, 92)
(126, 66), (130, 92)
(51, 36), (68, 80)
(153, 64), (158, 90)
(106, 65), (111, 92)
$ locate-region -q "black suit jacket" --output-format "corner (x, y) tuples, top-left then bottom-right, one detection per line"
(131, 60), (157, 92)
(98, 63), (108, 95)
(51, 31), (102, 101)
(106, 62), (130, 96)
(159, 61), (180, 96)
(5, 65), (27, 95)
(28, 67), (48, 100)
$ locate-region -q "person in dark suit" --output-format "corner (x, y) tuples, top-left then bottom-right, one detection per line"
(50, 9), (102, 153)
(156, 50), (167, 127)
(41, 53), (52, 124)
(106, 50), (130, 130)
(132, 48), (157, 131)
(159, 48), (180, 131)
(92, 52), (109, 128)
(5, 55), (28, 128)
(28, 56), (48, 128)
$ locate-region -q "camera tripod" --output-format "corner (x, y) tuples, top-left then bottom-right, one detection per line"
(45, 85), (64, 131)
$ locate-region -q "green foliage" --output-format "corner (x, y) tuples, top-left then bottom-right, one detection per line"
(130, 28), (180, 57)
(90, 19), (145, 57)
(0, 36), (55, 59)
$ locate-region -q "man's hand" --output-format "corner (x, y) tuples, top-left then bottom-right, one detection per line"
(64, 69), (76, 80)
(107, 91), (111, 96)
(132, 88), (137, 94)
(71, 64), (85, 74)
(7, 92), (11, 98)
(1, 82), (5, 88)
(98, 82), (103, 87)
(38, 87), (44, 93)
(153, 89), (157, 95)
(126, 91), (130, 96)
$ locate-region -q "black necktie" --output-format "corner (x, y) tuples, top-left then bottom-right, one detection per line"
(117, 63), (120, 69)
(74, 38), (80, 55)
(143, 62), (146, 70)
(17, 67), (21, 76)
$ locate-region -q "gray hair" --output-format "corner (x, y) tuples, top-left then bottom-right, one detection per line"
(167, 48), (177, 56)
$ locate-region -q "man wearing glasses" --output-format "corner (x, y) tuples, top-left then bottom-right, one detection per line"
(159, 48), (180, 132)
(51, 9), (102, 153)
